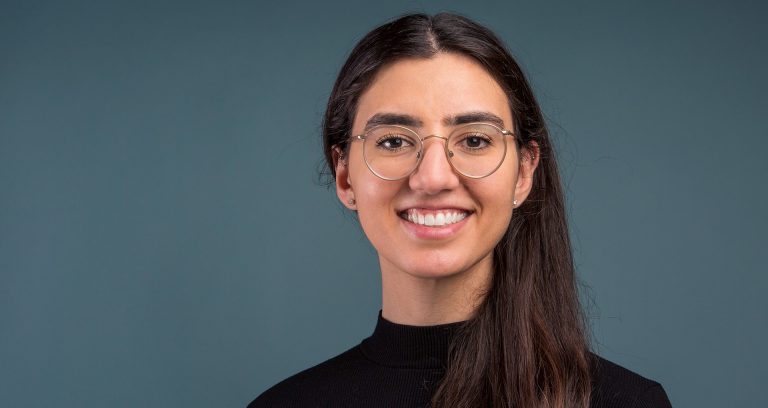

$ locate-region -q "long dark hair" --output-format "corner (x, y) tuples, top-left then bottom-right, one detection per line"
(322, 13), (592, 408)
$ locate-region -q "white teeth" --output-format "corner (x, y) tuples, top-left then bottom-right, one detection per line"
(403, 209), (470, 227)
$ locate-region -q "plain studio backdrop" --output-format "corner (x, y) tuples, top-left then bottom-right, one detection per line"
(1, 1), (766, 407)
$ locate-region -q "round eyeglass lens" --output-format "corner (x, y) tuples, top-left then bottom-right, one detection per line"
(447, 123), (508, 178)
(362, 126), (421, 180)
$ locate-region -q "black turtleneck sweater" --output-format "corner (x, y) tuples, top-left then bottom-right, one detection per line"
(249, 311), (672, 407)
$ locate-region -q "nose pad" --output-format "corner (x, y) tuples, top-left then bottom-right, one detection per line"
(423, 149), (454, 161)
(416, 148), (452, 160)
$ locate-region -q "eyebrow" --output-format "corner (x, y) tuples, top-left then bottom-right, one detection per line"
(363, 111), (507, 132)
(364, 113), (423, 131)
(445, 111), (506, 129)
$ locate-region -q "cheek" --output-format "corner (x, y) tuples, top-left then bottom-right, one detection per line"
(353, 178), (403, 236)
(354, 176), (397, 209)
(471, 172), (518, 239)
(479, 186), (515, 219)
(478, 164), (518, 207)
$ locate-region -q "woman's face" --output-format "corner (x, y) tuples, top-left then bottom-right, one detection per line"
(335, 52), (537, 280)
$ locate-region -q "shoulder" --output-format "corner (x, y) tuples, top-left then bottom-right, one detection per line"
(590, 353), (672, 408)
(247, 345), (369, 408)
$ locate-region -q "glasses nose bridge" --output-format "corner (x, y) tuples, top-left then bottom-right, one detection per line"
(419, 134), (451, 157)
(415, 133), (454, 172)
(421, 134), (448, 143)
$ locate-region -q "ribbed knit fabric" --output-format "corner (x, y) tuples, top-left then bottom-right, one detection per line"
(249, 311), (672, 407)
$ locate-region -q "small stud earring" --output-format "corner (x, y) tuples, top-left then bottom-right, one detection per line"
(348, 198), (356, 206)
(513, 199), (518, 206)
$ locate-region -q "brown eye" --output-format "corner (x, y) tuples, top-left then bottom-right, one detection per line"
(457, 133), (492, 151)
(376, 135), (414, 151)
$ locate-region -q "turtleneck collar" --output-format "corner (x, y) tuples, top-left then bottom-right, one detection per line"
(360, 310), (467, 369)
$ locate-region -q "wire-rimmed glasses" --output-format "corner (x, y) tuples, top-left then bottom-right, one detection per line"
(343, 122), (517, 180)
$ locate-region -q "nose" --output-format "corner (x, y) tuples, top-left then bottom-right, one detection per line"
(408, 136), (461, 194)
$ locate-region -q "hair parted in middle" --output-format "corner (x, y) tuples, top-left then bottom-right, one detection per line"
(322, 13), (593, 408)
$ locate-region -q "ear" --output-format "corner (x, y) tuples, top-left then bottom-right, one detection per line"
(514, 141), (540, 207)
(333, 146), (357, 210)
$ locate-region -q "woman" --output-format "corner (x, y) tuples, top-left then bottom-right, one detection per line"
(250, 13), (672, 408)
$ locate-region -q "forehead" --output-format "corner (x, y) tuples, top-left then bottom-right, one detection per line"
(354, 52), (512, 131)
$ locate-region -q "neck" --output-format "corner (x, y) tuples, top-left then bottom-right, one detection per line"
(380, 254), (492, 326)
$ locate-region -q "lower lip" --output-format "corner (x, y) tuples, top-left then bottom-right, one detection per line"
(399, 213), (471, 240)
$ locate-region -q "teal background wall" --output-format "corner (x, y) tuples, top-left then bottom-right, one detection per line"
(2, 1), (766, 407)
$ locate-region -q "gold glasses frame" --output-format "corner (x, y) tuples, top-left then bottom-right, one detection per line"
(341, 122), (517, 181)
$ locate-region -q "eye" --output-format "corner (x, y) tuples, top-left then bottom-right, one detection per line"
(375, 134), (415, 151)
(456, 132), (492, 151)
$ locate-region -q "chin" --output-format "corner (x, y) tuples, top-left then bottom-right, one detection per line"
(399, 258), (473, 280)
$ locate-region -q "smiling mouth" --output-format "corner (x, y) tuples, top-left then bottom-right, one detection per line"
(398, 208), (472, 227)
